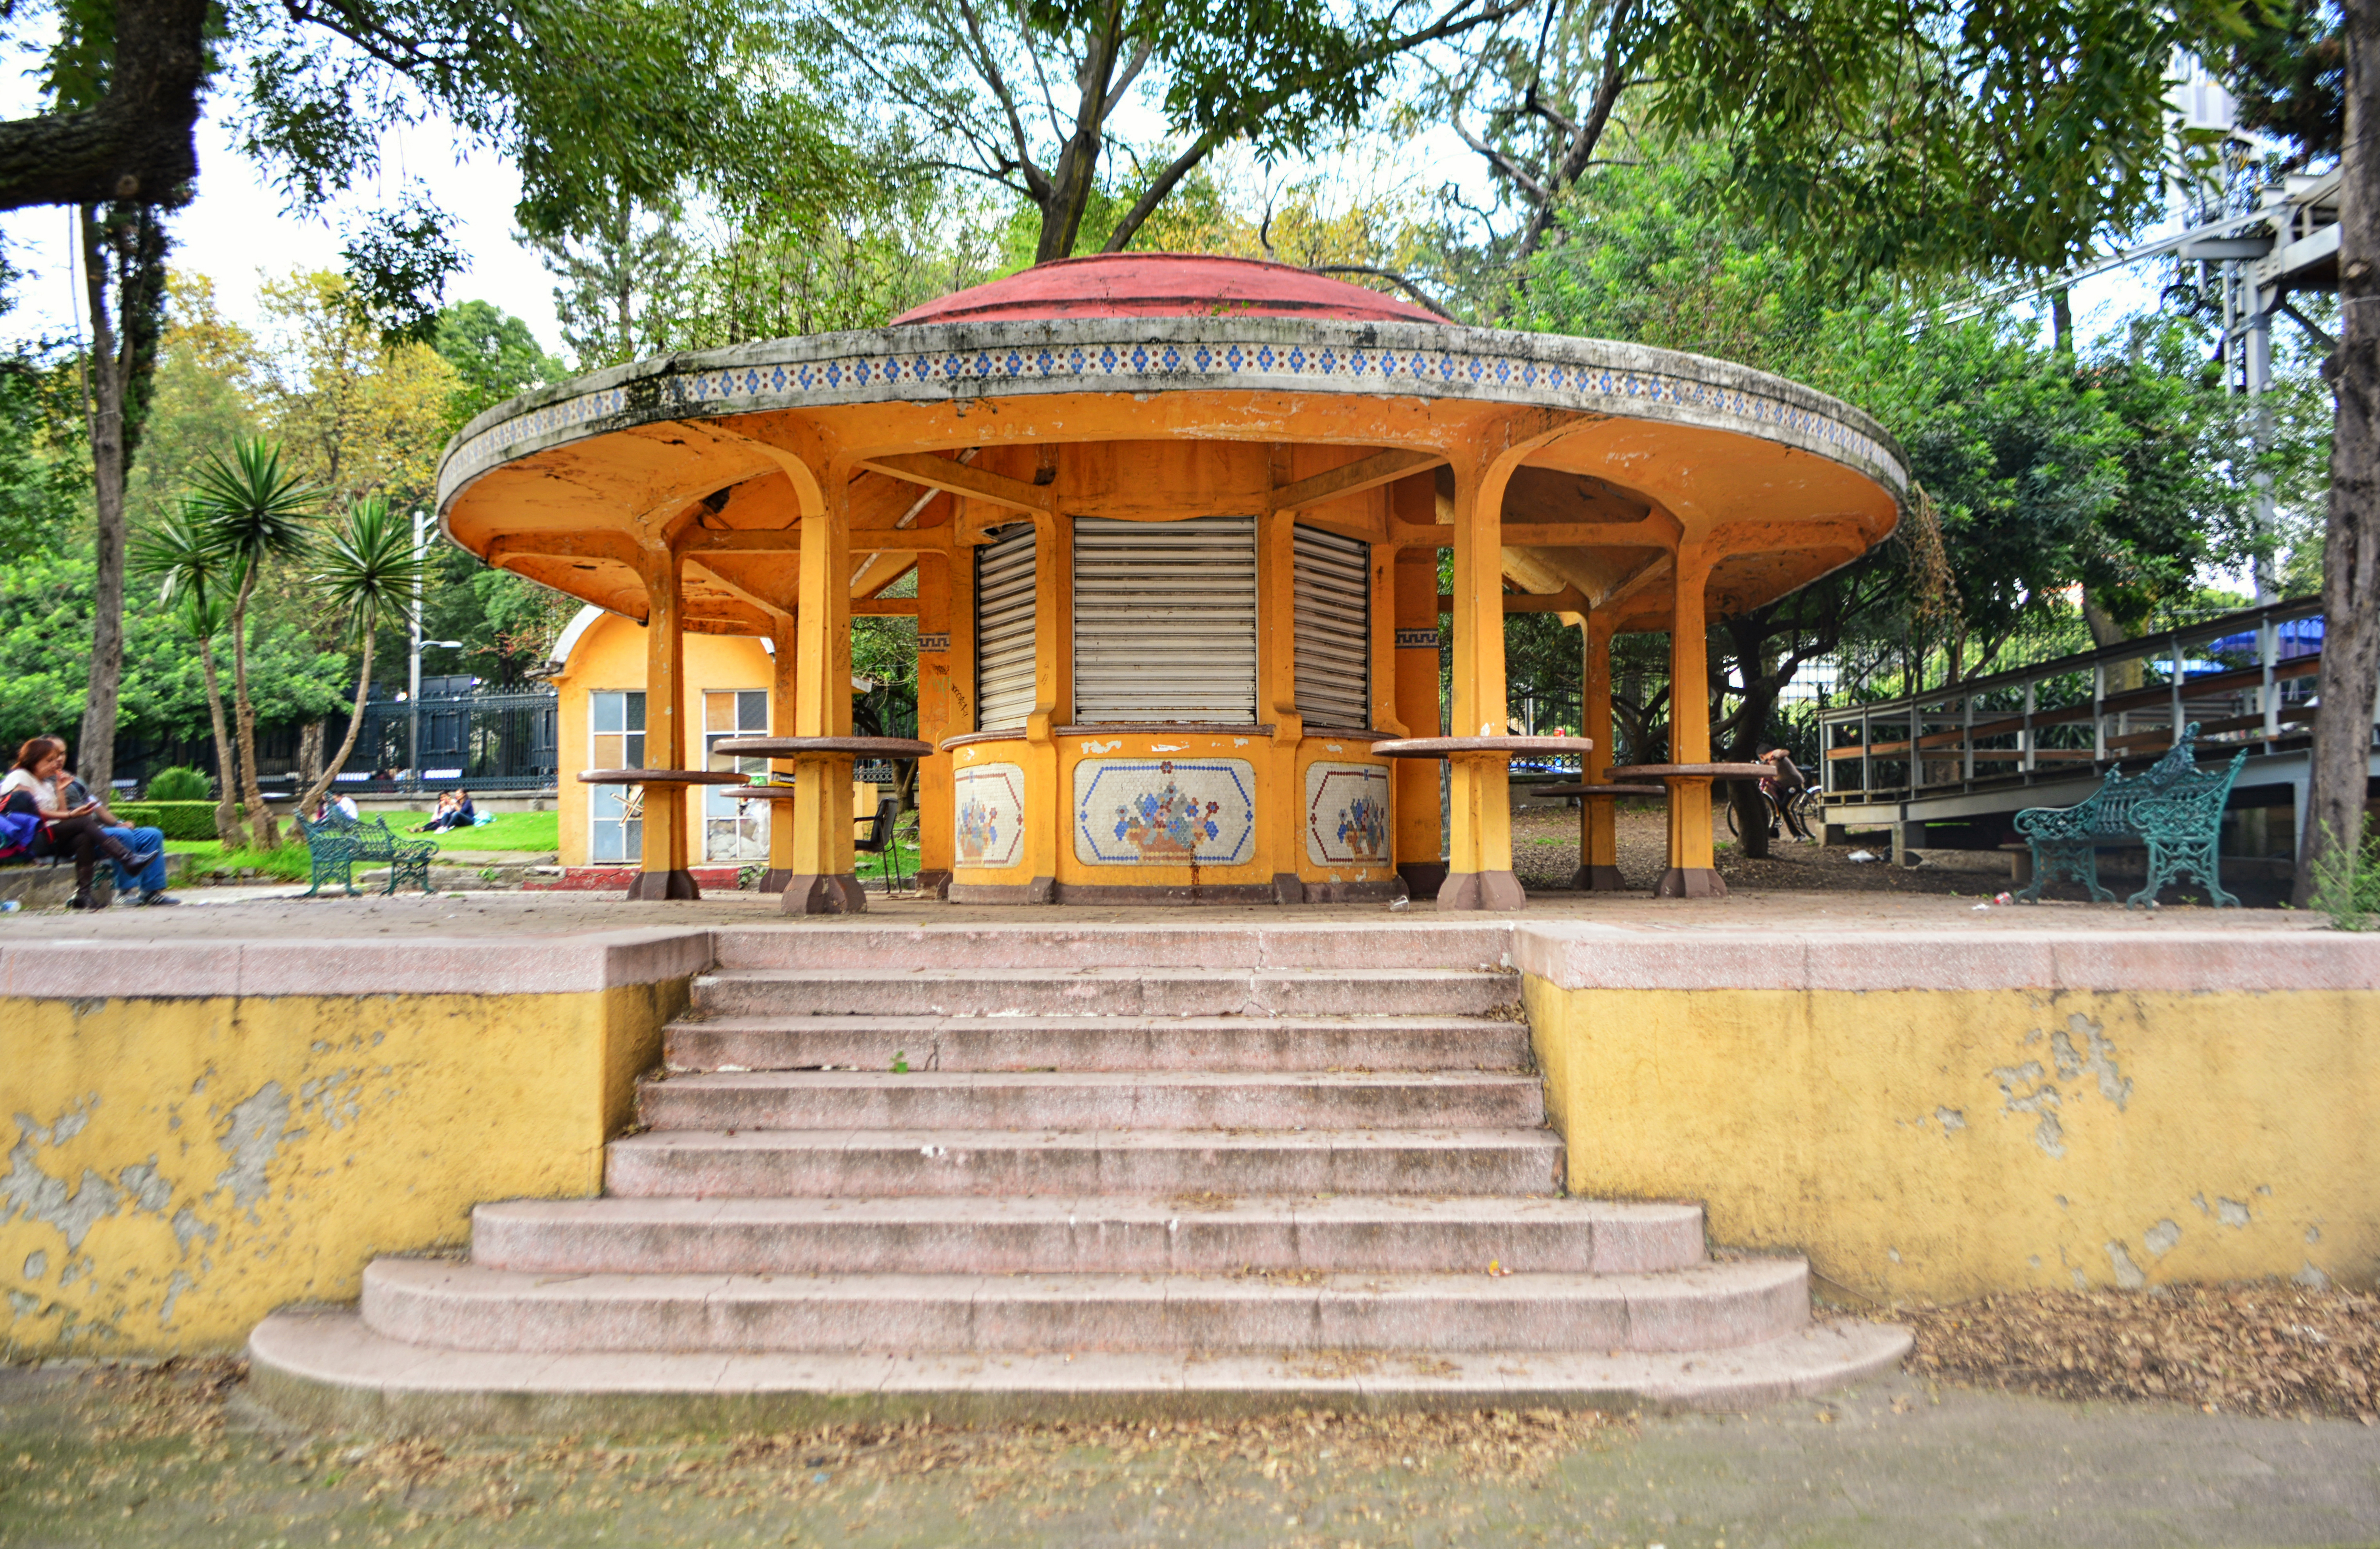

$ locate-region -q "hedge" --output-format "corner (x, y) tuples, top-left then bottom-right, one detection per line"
(109, 801), (221, 841)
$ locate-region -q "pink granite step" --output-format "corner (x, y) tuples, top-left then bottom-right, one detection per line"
(468, 1195), (1703, 1276)
(605, 1127), (1566, 1198)
(250, 1308), (1914, 1432)
(709, 923), (1517, 974)
(359, 1257), (1807, 1355)
(690, 967), (1523, 1020)
(665, 1014), (1531, 1074)
(636, 1070), (1547, 1132)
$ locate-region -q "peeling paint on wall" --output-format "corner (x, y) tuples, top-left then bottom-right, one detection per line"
(2050, 1015), (2132, 1110)
(2143, 1219), (2181, 1256)
(213, 1083), (302, 1221)
(2106, 1241), (2147, 1288)
(1990, 1062), (2066, 1157)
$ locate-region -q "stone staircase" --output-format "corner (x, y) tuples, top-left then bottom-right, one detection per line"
(250, 924), (1907, 1431)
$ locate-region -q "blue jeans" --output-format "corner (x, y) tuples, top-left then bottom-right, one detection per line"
(103, 825), (166, 894)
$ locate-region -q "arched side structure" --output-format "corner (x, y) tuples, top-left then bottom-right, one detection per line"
(438, 254), (1907, 912)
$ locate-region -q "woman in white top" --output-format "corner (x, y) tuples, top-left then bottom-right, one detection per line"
(2, 736), (150, 909)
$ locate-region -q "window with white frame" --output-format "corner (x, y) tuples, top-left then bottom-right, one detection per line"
(703, 689), (771, 861)
(589, 691), (645, 863)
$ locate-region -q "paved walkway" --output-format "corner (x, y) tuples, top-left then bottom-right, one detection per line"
(4, 1363), (2378, 1546)
(0, 884), (2328, 942)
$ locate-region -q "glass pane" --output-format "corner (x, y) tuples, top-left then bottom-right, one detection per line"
(738, 690), (768, 730)
(592, 823), (623, 863)
(592, 692), (622, 734)
(622, 819), (642, 859)
(706, 691), (737, 733)
(626, 732), (644, 767)
(626, 693), (645, 732)
(593, 734), (623, 769)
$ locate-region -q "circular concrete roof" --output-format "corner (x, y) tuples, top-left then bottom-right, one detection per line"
(890, 253), (1443, 327)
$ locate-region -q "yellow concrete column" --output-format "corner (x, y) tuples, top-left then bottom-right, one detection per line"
(760, 611), (799, 892)
(1441, 455), (1522, 911)
(1658, 540), (1723, 898)
(1390, 540), (1446, 897)
(628, 540), (697, 899)
(913, 550), (955, 897)
(1261, 505), (1305, 904)
(1019, 509), (1065, 904)
(784, 475), (864, 914)
(1574, 609), (1626, 892)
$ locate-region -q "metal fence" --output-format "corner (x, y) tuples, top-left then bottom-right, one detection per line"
(339, 690), (560, 792)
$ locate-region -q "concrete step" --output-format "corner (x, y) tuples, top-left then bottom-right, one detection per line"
(358, 1257), (1808, 1355)
(690, 967), (1523, 1020)
(665, 1014), (1532, 1074)
(709, 922), (1517, 974)
(637, 1071), (1547, 1133)
(470, 1196), (1703, 1277)
(605, 1127), (1567, 1198)
(251, 1307), (1915, 1433)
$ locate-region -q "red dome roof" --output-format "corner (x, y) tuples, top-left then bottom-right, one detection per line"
(891, 252), (1443, 327)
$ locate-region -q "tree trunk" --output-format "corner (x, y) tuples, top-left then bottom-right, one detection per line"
(197, 634), (244, 851)
(2051, 288), (2074, 356)
(0, 0), (207, 211)
(76, 205), (126, 797)
(298, 635), (377, 817)
(228, 568), (279, 848)
(2298, 0), (2380, 905)
(297, 719), (324, 796)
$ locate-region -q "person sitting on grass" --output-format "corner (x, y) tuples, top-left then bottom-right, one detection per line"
(0, 736), (167, 909)
(413, 791), (457, 832)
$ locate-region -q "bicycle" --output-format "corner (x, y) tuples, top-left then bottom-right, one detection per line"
(1724, 782), (1819, 842)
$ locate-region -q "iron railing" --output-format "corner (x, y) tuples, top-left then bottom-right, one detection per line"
(1816, 596), (2343, 809)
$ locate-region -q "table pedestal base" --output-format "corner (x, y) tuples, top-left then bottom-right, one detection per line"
(1437, 869), (1526, 911)
(756, 868), (792, 894)
(1654, 867), (1727, 899)
(781, 873), (869, 915)
(1571, 864), (1628, 892)
(625, 869), (701, 901)
(1396, 861), (1449, 899)
(912, 868), (952, 899)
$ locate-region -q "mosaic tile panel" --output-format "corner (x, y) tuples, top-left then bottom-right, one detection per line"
(953, 761), (1026, 869)
(1073, 758), (1257, 867)
(438, 320), (1906, 508)
(1305, 762), (1393, 867)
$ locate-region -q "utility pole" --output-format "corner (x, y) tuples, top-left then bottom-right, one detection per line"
(409, 509), (426, 795)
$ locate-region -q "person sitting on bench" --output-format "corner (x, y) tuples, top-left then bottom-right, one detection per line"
(0, 736), (164, 909)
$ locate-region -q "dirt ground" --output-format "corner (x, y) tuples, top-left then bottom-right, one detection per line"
(10, 1326), (2380, 1549)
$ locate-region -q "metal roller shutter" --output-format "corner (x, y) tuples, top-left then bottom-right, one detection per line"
(974, 524), (1038, 730)
(1071, 515), (1257, 724)
(1293, 523), (1371, 729)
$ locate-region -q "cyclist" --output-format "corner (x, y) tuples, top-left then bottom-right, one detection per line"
(1756, 746), (1814, 840)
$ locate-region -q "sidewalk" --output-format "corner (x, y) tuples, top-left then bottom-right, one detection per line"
(4, 1360), (2376, 1547)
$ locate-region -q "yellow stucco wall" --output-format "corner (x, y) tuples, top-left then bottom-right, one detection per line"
(0, 980), (685, 1356)
(1524, 976), (2380, 1303)
(551, 612), (775, 868)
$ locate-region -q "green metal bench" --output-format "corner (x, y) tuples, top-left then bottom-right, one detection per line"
(298, 810), (438, 898)
(2013, 724), (2249, 908)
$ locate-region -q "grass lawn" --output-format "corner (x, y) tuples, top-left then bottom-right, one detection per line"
(416, 809), (558, 852)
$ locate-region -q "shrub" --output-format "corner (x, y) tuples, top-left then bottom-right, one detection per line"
(2309, 820), (2380, 931)
(110, 801), (220, 842)
(144, 766), (213, 801)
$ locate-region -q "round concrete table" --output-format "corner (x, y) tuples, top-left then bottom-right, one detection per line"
(710, 737), (934, 913)
(1369, 737), (1594, 910)
(1531, 781), (1667, 892)
(1606, 762), (1770, 898)
(575, 769), (752, 900)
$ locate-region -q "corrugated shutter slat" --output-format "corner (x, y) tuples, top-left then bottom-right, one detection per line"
(975, 525), (1038, 730)
(1071, 515), (1257, 724)
(1294, 524), (1371, 730)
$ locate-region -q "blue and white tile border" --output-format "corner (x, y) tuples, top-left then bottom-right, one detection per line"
(439, 318), (1907, 510)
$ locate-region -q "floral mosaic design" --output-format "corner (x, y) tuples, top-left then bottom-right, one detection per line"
(1305, 762), (1393, 867)
(953, 762), (1026, 869)
(1074, 759), (1256, 867)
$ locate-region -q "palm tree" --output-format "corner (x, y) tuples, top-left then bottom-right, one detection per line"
(131, 501), (247, 851)
(182, 439), (319, 849)
(296, 498), (429, 817)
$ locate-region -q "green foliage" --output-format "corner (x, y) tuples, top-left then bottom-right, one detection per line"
(184, 438), (322, 581)
(311, 498), (429, 652)
(2226, 0), (2343, 160)
(141, 765), (212, 801)
(109, 800), (218, 840)
(2308, 820), (2380, 931)
(419, 810), (558, 852)
(182, 842), (315, 882)
(0, 353), (86, 565)
(432, 302), (564, 424)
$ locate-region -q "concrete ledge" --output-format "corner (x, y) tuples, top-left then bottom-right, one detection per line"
(1510, 924), (2380, 994)
(0, 926), (716, 999)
